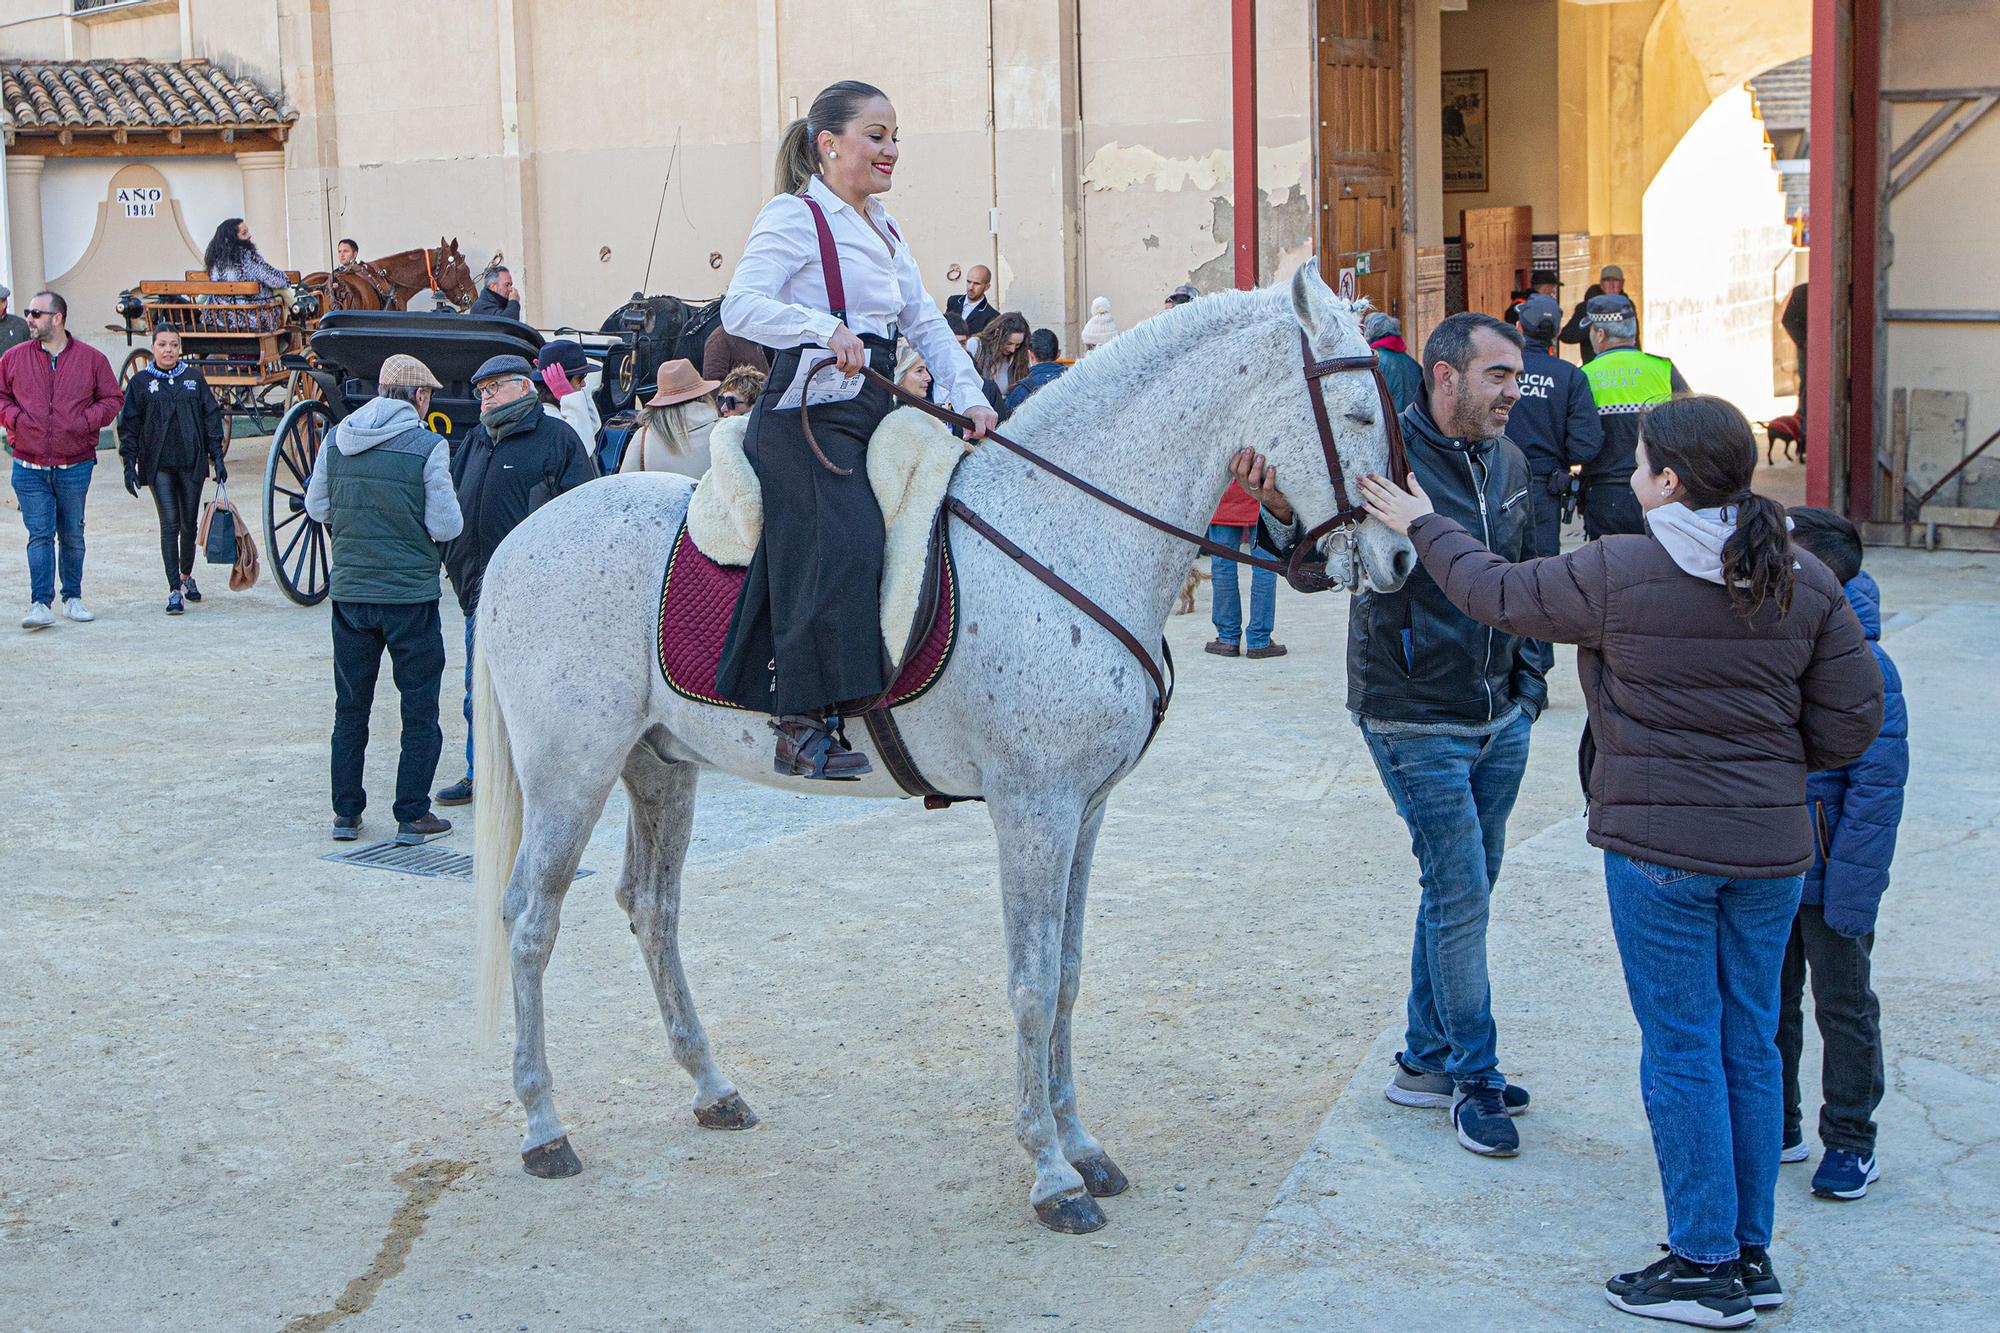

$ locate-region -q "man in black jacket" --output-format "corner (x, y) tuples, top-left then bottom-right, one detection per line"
(437, 354), (593, 803)
(1231, 311), (1544, 1160)
(468, 266), (522, 319)
(944, 266), (997, 336)
(1508, 295), (1604, 558)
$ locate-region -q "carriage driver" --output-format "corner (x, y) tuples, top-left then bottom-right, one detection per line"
(714, 79), (996, 780)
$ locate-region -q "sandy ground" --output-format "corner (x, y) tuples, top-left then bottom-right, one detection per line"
(1, 446), (1979, 1332)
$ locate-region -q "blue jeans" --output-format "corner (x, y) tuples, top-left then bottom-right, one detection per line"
(1361, 710), (1532, 1090)
(1604, 850), (1804, 1265)
(1208, 523), (1275, 648)
(461, 607), (476, 779)
(11, 459), (93, 605)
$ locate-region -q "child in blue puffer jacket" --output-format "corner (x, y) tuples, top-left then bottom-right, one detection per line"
(1778, 508), (1908, 1202)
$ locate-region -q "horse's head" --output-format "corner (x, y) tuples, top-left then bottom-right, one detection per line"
(436, 237), (478, 309)
(1260, 258), (1415, 594)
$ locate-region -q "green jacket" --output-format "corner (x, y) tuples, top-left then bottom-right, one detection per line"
(1579, 346), (1688, 481)
(303, 396), (464, 604)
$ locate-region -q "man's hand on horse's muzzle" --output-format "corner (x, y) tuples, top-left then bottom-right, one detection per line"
(1229, 447), (1294, 525)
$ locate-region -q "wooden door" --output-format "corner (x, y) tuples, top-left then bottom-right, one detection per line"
(1317, 0), (1403, 315)
(1460, 205), (1532, 317)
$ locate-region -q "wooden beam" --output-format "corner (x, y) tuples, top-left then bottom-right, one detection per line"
(1231, 0), (1258, 290)
(1886, 93), (1998, 200)
(1806, 0), (1848, 509)
(9, 129), (284, 158)
(1881, 85), (2000, 101)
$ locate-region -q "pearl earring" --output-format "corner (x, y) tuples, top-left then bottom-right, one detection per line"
(829, 150), (838, 159)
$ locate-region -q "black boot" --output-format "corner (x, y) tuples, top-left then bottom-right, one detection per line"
(773, 713), (873, 780)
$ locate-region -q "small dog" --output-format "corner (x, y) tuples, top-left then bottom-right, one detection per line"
(1762, 414), (1805, 465)
(1176, 563), (1211, 615)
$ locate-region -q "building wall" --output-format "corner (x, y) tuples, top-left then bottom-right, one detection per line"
(1641, 87), (1796, 419)
(41, 156), (243, 279)
(1438, 0), (1559, 229)
(1881, 0), (2000, 505)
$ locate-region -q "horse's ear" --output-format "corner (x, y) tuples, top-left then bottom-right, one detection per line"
(1290, 258), (1334, 346)
(450, 236), (459, 250)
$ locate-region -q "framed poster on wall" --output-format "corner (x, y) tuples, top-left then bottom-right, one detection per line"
(1442, 69), (1489, 194)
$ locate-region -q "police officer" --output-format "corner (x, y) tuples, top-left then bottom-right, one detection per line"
(1578, 293), (1688, 538)
(1505, 295), (1603, 558)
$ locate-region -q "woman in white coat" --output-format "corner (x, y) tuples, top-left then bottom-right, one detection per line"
(620, 358), (720, 480)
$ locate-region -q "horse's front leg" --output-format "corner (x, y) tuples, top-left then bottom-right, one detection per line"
(1049, 795), (1127, 1198)
(990, 787), (1102, 1233)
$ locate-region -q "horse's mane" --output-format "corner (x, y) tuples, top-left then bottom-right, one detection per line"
(1006, 283), (1367, 434)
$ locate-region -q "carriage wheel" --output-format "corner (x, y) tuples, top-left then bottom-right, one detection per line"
(602, 344), (637, 413)
(120, 348), (153, 388)
(248, 380), (291, 434)
(265, 399), (335, 606)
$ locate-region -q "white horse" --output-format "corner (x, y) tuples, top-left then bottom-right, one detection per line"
(471, 260), (1415, 1233)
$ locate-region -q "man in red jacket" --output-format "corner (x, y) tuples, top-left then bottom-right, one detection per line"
(0, 291), (121, 628)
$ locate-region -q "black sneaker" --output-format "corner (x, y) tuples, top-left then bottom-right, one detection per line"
(166, 590), (184, 616)
(1450, 1084), (1520, 1157)
(181, 576), (202, 603)
(395, 812), (453, 845)
(435, 777), (474, 806)
(331, 814), (362, 842)
(1605, 1250), (1754, 1328)
(1736, 1244), (1784, 1310)
(1384, 1054), (1531, 1115)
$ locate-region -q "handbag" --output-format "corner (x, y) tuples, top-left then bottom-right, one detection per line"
(197, 483), (242, 565)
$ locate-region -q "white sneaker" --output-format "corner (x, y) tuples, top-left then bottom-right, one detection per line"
(22, 602), (54, 629)
(62, 598), (94, 622)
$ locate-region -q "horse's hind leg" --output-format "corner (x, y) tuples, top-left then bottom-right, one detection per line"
(990, 786), (1101, 1233)
(617, 741), (753, 1129)
(509, 784), (617, 1177)
(1049, 795), (1127, 1199)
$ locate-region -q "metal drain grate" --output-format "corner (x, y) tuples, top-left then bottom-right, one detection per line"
(323, 840), (592, 882)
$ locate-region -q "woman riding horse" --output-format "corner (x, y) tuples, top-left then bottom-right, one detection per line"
(714, 80), (996, 780)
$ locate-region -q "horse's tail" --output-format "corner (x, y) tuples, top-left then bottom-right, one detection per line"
(473, 629), (522, 1048)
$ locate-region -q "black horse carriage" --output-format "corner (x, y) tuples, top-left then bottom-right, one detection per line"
(262, 310), (544, 606)
(581, 292), (724, 418)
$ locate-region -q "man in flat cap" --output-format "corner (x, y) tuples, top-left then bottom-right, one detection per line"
(0, 285), (30, 358)
(305, 353), (464, 846)
(435, 353), (593, 806)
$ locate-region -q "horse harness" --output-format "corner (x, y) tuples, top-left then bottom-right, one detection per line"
(785, 192), (1408, 802)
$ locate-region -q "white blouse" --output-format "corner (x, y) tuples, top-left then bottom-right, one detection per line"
(721, 174), (987, 415)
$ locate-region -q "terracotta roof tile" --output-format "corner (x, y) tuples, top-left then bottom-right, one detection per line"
(0, 58), (292, 135)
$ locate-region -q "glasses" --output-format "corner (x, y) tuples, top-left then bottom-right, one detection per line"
(475, 377), (528, 399)
(718, 395), (741, 411)
(24, 308), (54, 320)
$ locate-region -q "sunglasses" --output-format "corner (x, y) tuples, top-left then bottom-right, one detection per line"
(24, 308), (54, 320)
(718, 394), (742, 411)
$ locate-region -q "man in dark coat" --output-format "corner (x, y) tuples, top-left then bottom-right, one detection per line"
(1003, 328), (1067, 412)
(944, 266), (997, 336)
(1233, 312), (1545, 1161)
(468, 266), (522, 319)
(1507, 295), (1604, 557)
(437, 354), (595, 804)
(1364, 311), (1424, 415)
(1560, 264), (1627, 364)
(0, 284), (30, 358)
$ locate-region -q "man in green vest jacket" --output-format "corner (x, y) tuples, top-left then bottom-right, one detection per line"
(1579, 293), (1689, 538)
(304, 354), (464, 845)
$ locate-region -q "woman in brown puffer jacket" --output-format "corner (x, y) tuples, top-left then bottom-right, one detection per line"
(1362, 394), (1883, 1329)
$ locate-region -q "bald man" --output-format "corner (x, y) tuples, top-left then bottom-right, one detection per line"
(946, 266), (998, 336)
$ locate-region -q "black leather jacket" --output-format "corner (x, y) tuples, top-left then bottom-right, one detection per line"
(1264, 399), (1547, 727)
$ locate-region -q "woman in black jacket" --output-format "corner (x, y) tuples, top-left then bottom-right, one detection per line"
(118, 328), (226, 614)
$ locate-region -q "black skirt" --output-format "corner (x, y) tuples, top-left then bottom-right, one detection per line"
(716, 339), (897, 715)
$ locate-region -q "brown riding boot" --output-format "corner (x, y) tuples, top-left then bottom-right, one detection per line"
(772, 713), (874, 781)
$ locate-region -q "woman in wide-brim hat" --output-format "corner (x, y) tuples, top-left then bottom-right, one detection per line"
(621, 358), (720, 479)
(712, 78), (994, 780)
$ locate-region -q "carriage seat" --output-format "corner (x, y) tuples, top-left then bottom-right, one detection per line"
(686, 408), (971, 669)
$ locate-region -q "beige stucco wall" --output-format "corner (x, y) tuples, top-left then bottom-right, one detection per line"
(1642, 86), (1796, 420)
(1439, 0), (1559, 230)
(1881, 0), (2000, 495)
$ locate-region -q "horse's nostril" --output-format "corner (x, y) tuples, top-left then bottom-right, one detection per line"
(1393, 547), (1417, 581)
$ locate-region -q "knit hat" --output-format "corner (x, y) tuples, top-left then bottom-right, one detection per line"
(1363, 311), (1402, 342)
(1080, 296), (1118, 349)
(378, 354), (442, 390)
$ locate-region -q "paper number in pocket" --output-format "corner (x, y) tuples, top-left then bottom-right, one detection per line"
(773, 347), (866, 412)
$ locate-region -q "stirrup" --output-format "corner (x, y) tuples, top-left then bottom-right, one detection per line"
(772, 713), (873, 781)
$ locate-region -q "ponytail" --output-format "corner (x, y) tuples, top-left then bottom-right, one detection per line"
(774, 118), (818, 196)
(771, 80), (888, 197)
(1638, 394), (1795, 620)
(1722, 491), (1795, 620)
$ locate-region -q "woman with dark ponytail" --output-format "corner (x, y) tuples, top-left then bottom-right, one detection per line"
(1360, 394), (1885, 1327)
(715, 80), (996, 779)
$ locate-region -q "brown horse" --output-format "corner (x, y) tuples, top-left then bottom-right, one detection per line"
(305, 238), (479, 313)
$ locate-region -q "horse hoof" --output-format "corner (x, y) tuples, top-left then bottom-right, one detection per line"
(693, 1092), (759, 1130)
(1034, 1191), (1108, 1234)
(522, 1135), (582, 1178)
(1072, 1152), (1129, 1198)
